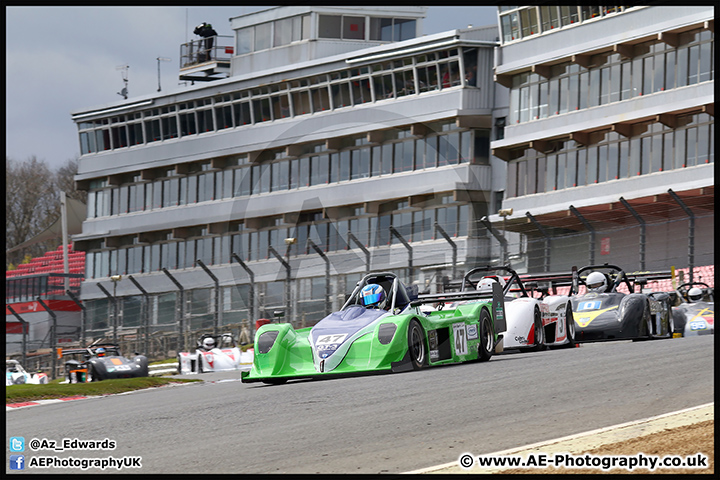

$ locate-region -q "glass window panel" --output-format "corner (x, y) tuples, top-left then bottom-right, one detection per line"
(340, 150), (351, 181)
(697, 123), (709, 164)
(618, 140), (629, 179)
(629, 137), (641, 176)
(254, 22), (271, 51)
(237, 27), (253, 55)
(566, 151), (577, 187)
(699, 41), (711, 83)
(232, 102), (250, 126)
(506, 162), (517, 198)
(576, 149), (586, 186)
(521, 7), (539, 37)
(687, 45), (699, 85)
(546, 154), (557, 190)
(556, 152), (566, 189)
(587, 147), (598, 183)
(559, 76), (569, 113)
(343, 16), (365, 40)
(652, 134), (663, 172)
(288, 158), (299, 189)
(371, 146), (382, 176)
(318, 15), (341, 39)
(381, 143), (393, 174)
(396, 18), (416, 41)
(252, 97), (272, 123)
(549, 78), (559, 114)
(685, 127), (697, 167)
(527, 155), (537, 193)
(274, 17), (293, 47)
(299, 157), (310, 187)
(310, 86), (330, 112)
(332, 82), (352, 108)
(608, 142), (619, 180)
(664, 50), (676, 90)
(641, 136), (651, 174)
(676, 47), (688, 88)
(588, 69), (600, 107)
(292, 90), (311, 115)
(653, 53), (665, 92)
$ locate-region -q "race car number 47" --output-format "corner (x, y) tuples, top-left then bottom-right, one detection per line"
(316, 334), (348, 344)
(453, 323), (468, 356)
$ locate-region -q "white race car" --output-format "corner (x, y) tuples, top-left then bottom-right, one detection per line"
(460, 266), (576, 351)
(177, 333), (253, 374)
(6, 360), (49, 386)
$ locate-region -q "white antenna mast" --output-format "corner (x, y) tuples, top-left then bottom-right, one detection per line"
(157, 57), (171, 92)
(116, 64), (129, 99)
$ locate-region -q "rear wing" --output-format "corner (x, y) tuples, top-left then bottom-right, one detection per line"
(460, 264), (528, 298)
(413, 282), (506, 333)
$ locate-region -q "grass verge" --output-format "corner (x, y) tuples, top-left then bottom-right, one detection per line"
(6, 377), (200, 404)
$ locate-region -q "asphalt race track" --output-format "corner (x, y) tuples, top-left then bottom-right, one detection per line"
(6, 335), (714, 474)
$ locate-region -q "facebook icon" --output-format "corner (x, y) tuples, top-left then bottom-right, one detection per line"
(10, 455), (25, 470)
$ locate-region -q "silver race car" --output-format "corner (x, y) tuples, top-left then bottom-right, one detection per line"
(669, 282), (714, 337)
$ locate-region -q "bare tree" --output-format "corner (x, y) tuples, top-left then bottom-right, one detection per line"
(5, 156), (84, 268)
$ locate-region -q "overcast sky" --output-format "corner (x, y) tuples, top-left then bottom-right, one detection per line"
(5, 6), (499, 170)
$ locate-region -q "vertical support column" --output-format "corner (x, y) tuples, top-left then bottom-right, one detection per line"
(525, 212), (551, 272)
(127, 275), (151, 355)
(36, 298), (58, 380)
(162, 268), (186, 353)
(569, 205), (596, 265)
(667, 189), (695, 282)
(196, 259), (220, 336)
(348, 232), (371, 275)
(434, 222), (457, 280)
(480, 216), (508, 266)
(268, 245), (292, 327)
(97, 283), (117, 343)
(389, 226), (413, 283)
(307, 239), (331, 318)
(619, 197), (646, 271)
(231, 253), (256, 331)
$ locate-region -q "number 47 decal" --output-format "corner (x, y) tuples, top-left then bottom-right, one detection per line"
(453, 323), (468, 356)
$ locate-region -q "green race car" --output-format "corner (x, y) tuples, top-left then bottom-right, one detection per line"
(241, 272), (507, 384)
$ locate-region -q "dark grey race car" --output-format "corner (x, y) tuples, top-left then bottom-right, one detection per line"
(569, 264), (675, 342)
(63, 343), (149, 382)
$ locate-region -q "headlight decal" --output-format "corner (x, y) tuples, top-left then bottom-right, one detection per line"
(377, 323), (397, 345)
(257, 331), (279, 354)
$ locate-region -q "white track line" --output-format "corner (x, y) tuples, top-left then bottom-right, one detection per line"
(405, 402), (715, 474)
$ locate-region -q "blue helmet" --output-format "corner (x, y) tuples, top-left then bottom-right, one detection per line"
(96, 347), (106, 357)
(360, 284), (387, 309)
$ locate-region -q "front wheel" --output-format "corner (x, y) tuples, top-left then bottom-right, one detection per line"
(408, 319), (427, 370)
(477, 309), (494, 362)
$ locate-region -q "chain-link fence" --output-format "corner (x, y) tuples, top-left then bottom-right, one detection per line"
(7, 211), (713, 376)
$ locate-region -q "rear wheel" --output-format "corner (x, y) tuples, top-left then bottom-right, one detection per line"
(408, 319), (427, 370)
(477, 309), (494, 362)
(565, 303), (576, 347)
(634, 301), (653, 340)
(528, 308), (546, 352)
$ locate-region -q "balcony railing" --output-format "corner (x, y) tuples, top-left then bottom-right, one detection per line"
(180, 35), (234, 69)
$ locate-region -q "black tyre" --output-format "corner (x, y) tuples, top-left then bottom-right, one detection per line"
(665, 302), (675, 338)
(564, 303), (576, 347)
(408, 319), (427, 370)
(477, 309), (494, 362)
(527, 308), (546, 352)
(634, 301), (653, 341)
(262, 378), (288, 385)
